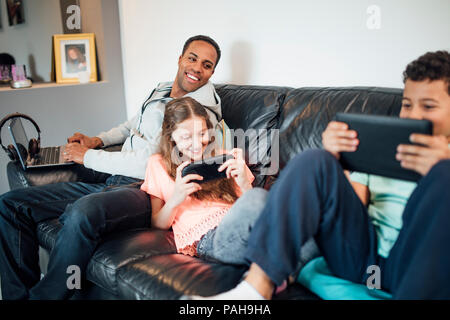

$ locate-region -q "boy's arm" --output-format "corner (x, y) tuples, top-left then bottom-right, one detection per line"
(345, 170), (370, 206)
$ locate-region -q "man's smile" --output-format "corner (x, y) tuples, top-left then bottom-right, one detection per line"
(185, 72), (200, 83)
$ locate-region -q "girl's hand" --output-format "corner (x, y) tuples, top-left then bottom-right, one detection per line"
(218, 148), (253, 192)
(167, 161), (203, 208)
(322, 121), (359, 159)
(396, 134), (450, 176)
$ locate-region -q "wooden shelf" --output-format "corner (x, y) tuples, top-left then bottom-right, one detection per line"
(0, 80), (108, 92)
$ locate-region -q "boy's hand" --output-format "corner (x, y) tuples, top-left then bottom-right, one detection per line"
(322, 121), (359, 159)
(396, 134), (450, 176)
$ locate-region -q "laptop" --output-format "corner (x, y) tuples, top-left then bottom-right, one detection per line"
(335, 112), (433, 182)
(8, 117), (74, 170)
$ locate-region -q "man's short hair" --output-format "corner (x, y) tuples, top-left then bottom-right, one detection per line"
(403, 50), (450, 95)
(182, 35), (221, 69)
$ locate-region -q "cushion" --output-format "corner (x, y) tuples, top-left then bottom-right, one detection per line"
(86, 229), (177, 296)
(298, 256), (392, 300)
(215, 84), (290, 188)
(278, 87), (403, 169)
(116, 253), (247, 299)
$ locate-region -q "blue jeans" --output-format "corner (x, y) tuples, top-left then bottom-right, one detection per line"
(196, 188), (268, 265)
(245, 149), (450, 299)
(0, 174), (151, 300)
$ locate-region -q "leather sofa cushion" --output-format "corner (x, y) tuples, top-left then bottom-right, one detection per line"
(215, 84), (289, 188)
(278, 87), (403, 170)
(116, 253), (247, 300)
(215, 84), (288, 131)
(86, 229), (177, 296)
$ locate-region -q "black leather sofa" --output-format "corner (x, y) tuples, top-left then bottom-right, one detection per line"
(6, 84), (403, 299)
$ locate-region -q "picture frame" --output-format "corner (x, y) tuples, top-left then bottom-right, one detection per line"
(6, 0), (25, 26)
(53, 33), (97, 84)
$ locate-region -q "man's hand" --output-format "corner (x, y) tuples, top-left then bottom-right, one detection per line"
(322, 121), (359, 159)
(63, 143), (89, 164)
(67, 132), (103, 149)
(396, 134), (450, 176)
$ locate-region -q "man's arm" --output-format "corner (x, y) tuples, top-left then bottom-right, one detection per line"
(64, 114), (141, 162)
(83, 144), (159, 179)
(65, 114), (138, 153)
(95, 115), (139, 147)
(81, 108), (165, 178)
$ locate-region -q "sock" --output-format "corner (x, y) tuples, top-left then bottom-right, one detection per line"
(183, 281), (266, 300)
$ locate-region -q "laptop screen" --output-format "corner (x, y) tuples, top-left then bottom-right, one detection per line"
(8, 118), (29, 169)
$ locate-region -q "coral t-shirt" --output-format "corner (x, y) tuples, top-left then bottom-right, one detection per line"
(141, 153), (254, 256)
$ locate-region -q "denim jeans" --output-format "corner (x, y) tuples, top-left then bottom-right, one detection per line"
(245, 149), (450, 299)
(0, 174), (151, 300)
(196, 188), (269, 265)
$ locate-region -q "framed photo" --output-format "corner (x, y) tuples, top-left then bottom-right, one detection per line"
(53, 33), (97, 84)
(6, 0), (25, 26)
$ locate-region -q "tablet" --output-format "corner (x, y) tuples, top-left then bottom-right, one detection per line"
(181, 154), (234, 183)
(334, 113), (433, 182)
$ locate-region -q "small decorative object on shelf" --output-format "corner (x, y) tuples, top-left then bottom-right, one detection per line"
(10, 64), (32, 89)
(53, 33), (98, 84)
(0, 65), (12, 84)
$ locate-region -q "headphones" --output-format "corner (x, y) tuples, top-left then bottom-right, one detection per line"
(0, 112), (41, 162)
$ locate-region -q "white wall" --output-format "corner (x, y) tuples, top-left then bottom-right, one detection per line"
(0, 0), (62, 82)
(118, 0), (450, 119)
(0, 0), (127, 196)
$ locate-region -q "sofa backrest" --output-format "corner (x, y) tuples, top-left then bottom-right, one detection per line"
(215, 84), (290, 187)
(278, 86), (403, 167)
(215, 84), (403, 189)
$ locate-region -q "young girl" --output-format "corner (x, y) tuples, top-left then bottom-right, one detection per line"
(140, 96), (268, 262)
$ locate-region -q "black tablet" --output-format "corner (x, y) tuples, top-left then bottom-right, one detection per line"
(334, 113), (433, 182)
(181, 154), (234, 183)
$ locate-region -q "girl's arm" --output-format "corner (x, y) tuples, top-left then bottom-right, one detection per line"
(151, 161), (204, 230)
(151, 196), (178, 230)
(344, 170), (370, 206)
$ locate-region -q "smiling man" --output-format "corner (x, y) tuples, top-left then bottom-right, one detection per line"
(172, 39), (218, 97)
(0, 35), (224, 300)
(65, 35), (223, 176)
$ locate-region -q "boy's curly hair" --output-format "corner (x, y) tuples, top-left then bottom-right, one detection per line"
(403, 50), (450, 95)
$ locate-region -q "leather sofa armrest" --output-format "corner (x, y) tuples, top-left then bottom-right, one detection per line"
(7, 144), (123, 190)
